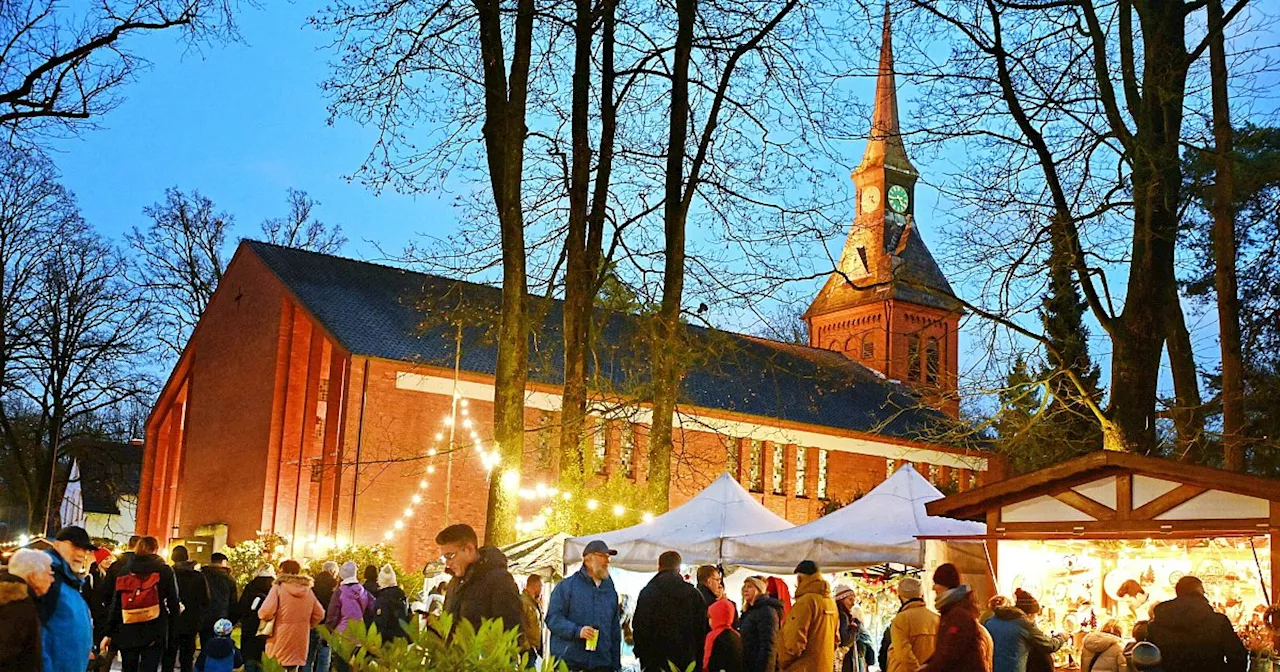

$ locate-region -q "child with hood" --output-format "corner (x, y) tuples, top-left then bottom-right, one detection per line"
(705, 598), (744, 672)
(326, 561), (374, 635)
(371, 564), (410, 642)
(195, 619), (242, 672)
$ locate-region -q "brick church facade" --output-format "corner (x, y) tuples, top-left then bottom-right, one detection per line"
(137, 16), (998, 569)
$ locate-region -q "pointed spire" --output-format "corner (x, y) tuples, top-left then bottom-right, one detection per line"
(859, 2), (916, 175)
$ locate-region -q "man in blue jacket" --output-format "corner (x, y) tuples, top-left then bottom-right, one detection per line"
(42, 526), (96, 672)
(546, 540), (622, 672)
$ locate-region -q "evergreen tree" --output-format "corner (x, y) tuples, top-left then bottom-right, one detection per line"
(1039, 233), (1104, 452)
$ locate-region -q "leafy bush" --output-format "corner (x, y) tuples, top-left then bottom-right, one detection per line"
(263, 613), (568, 672)
(223, 532), (422, 599)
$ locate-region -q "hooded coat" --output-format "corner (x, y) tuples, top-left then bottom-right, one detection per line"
(983, 606), (1066, 672)
(105, 553), (182, 652)
(0, 572), (41, 672)
(200, 565), (238, 633)
(194, 635), (242, 672)
(1079, 631), (1125, 672)
(632, 569), (709, 672)
(740, 594), (783, 672)
(173, 560), (210, 636)
(324, 581), (374, 635)
(373, 584), (410, 642)
(887, 599), (938, 672)
(778, 573), (838, 672)
(39, 548), (95, 672)
(236, 575), (276, 662)
(442, 545), (524, 635)
(1146, 594), (1247, 672)
(259, 573), (325, 666)
(546, 565), (623, 671)
(706, 599), (745, 672)
(919, 586), (986, 672)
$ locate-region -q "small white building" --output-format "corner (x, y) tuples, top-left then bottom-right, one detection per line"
(59, 439), (143, 544)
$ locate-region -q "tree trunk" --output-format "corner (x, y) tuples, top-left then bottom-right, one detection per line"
(646, 0), (696, 509)
(478, 0), (535, 547)
(1208, 0), (1245, 471)
(1166, 294), (1207, 461)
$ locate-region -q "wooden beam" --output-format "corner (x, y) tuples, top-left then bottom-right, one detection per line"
(1052, 489), (1116, 520)
(993, 517), (1266, 535)
(1132, 485), (1207, 520)
(1117, 474), (1133, 521)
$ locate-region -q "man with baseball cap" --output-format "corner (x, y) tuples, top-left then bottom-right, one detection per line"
(40, 526), (97, 671)
(546, 540), (621, 671)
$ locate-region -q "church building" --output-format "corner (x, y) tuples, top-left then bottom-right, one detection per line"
(136, 14), (996, 569)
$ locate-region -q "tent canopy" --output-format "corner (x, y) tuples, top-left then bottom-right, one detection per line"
(721, 464), (984, 573)
(564, 473), (793, 571)
(423, 533), (571, 580)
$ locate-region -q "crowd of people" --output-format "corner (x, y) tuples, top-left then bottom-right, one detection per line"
(0, 522), (1259, 672)
(0, 526), (412, 672)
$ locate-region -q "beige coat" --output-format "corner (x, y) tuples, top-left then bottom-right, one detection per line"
(1080, 631), (1126, 672)
(259, 574), (325, 667)
(778, 574), (838, 672)
(888, 600), (939, 672)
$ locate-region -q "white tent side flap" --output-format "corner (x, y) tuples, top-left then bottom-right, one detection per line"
(564, 473), (793, 571)
(721, 464), (984, 573)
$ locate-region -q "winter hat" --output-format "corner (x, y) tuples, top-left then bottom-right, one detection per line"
(1130, 642), (1162, 669)
(933, 563), (961, 590)
(339, 560), (359, 582)
(378, 563), (398, 589)
(833, 584), (855, 601)
(256, 563), (277, 579)
(794, 560), (819, 576)
(1014, 588), (1041, 615)
(322, 560), (339, 575)
(214, 619), (234, 636)
(743, 576), (768, 595)
(897, 577), (923, 600)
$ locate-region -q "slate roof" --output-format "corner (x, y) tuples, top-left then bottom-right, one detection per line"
(246, 240), (965, 443)
(67, 439), (143, 515)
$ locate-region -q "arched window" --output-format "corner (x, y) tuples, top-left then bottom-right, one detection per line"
(861, 334), (875, 360)
(925, 337), (941, 384)
(906, 334), (922, 381)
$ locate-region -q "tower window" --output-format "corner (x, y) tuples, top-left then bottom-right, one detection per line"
(907, 334), (922, 381)
(861, 335), (875, 360)
(925, 337), (941, 384)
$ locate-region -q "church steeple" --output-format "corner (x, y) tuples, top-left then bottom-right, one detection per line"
(859, 3), (916, 176)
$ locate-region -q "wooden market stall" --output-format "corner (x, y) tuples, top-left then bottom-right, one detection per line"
(924, 452), (1280, 658)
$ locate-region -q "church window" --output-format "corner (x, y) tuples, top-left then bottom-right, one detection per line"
(925, 337), (941, 384)
(748, 440), (763, 492)
(861, 335), (875, 360)
(907, 335), (922, 381)
(886, 458), (897, 478)
(620, 423), (634, 478)
(593, 421), (607, 475)
(817, 450), (829, 499)
(536, 411), (555, 472)
(771, 444), (785, 494)
(795, 447), (808, 498)
(726, 437), (740, 477)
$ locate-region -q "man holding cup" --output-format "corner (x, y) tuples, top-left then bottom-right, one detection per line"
(547, 540), (622, 672)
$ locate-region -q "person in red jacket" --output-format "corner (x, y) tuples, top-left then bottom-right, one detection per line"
(919, 564), (988, 672)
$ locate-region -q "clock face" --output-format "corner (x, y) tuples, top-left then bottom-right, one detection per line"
(860, 185), (881, 213)
(887, 184), (910, 213)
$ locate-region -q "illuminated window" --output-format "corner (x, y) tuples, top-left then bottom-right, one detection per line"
(726, 437), (740, 477)
(926, 337), (941, 384)
(748, 440), (763, 492)
(796, 447), (808, 498)
(536, 411), (555, 471)
(907, 335), (922, 381)
(620, 423), (634, 478)
(818, 450), (829, 499)
(886, 459), (896, 478)
(772, 445), (785, 494)
(593, 420), (607, 475)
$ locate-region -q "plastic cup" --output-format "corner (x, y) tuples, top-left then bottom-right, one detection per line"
(585, 628), (599, 652)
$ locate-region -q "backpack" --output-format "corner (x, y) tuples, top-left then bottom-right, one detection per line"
(117, 572), (162, 624)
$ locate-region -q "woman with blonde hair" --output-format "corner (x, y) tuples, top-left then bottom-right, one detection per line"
(1080, 619), (1126, 672)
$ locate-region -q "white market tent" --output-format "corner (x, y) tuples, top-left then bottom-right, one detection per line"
(563, 473), (793, 571)
(721, 464), (985, 573)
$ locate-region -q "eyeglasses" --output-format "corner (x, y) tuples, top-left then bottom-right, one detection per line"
(440, 551), (458, 564)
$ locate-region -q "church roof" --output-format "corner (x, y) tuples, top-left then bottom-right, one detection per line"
(244, 240), (966, 444)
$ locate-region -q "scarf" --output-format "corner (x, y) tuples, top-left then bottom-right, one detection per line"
(704, 598), (737, 672)
(935, 584), (971, 612)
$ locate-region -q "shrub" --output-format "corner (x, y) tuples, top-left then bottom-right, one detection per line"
(222, 532), (422, 599)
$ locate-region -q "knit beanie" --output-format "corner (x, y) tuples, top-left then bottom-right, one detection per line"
(256, 564), (277, 579)
(377, 563), (398, 589)
(897, 577), (923, 600)
(794, 560), (819, 576)
(1130, 642), (1161, 669)
(340, 560), (358, 582)
(833, 584), (855, 601)
(933, 563), (961, 590)
(1014, 588), (1041, 615)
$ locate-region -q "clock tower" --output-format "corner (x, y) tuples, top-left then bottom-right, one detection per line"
(803, 5), (962, 416)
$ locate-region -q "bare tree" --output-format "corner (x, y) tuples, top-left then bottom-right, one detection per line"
(260, 188), (347, 254)
(0, 0), (236, 145)
(127, 187), (231, 358)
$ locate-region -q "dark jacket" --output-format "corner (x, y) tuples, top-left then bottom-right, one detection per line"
(194, 634), (242, 672)
(443, 545), (524, 635)
(373, 585), (410, 642)
(741, 595), (783, 672)
(984, 606), (1066, 672)
(235, 575), (276, 662)
(0, 572), (41, 672)
(201, 566), (238, 632)
(546, 566), (623, 671)
(173, 561), (210, 635)
(632, 569), (708, 672)
(98, 551), (135, 614)
(708, 629), (746, 672)
(105, 553), (182, 651)
(1147, 594), (1248, 672)
(313, 571), (338, 617)
(920, 586), (985, 672)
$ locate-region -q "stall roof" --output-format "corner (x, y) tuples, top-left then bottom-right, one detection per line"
(721, 465), (983, 573)
(563, 473), (793, 571)
(925, 451), (1280, 522)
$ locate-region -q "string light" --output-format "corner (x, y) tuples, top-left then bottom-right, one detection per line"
(587, 499), (599, 511)
(613, 504), (626, 517)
